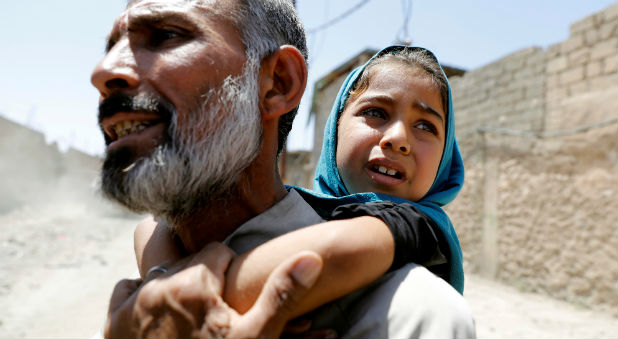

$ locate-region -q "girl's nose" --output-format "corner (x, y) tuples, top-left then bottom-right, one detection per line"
(380, 121), (411, 155)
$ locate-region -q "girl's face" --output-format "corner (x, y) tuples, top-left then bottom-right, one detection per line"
(336, 62), (446, 201)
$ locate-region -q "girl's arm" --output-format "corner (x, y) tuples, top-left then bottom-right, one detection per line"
(223, 216), (394, 317)
(134, 215), (395, 319)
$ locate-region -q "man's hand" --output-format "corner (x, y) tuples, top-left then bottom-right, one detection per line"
(104, 243), (323, 338)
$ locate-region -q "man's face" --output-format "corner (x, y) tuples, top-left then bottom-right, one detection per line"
(90, 0), (263, 221)
(92, 0), (246, 159)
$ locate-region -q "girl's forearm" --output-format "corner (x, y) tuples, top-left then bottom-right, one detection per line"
(222, 216), (394, 318)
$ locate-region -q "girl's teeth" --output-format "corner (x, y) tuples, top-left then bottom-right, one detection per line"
(387, 169), (397, 176)
(378, 166), (387, 174)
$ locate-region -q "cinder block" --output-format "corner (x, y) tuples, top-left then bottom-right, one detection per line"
(505, 57), (526, 72)
(546, 43), (562, 58)
(524, 51), (546, 67)
(590, 73), (618, 91)
(602, 3), (618, 23)
(587, 60), (603, 78)
(591, 39), (618, 61)
(547, 56), (569, 74)
(561, 34), (585, 54)
(603, 54), (618, 74)
(598, 20), (618, 40)
(568, 49), (590, 66)
(546, 74), (560, 89)
(570, 14), (599, 36)
(524, 83), (545, 99)
(560, 66), (585, 85)
(584, 29), (600, 46)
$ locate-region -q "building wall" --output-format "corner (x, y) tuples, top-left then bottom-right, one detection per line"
(450, 47), (546, 139)
(446, 3), (618, 313)
(0, 117), (118, 215)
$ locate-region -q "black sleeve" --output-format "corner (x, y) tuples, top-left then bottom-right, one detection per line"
(330, 201), (450, 280)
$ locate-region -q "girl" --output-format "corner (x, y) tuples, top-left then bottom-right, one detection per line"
(135, 45), (465, 320)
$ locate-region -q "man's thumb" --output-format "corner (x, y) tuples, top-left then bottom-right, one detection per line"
(289, 252), (323, 288)
(231, 251), (323, 338)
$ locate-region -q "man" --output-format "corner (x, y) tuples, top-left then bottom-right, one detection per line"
(91, 0), (476, 337)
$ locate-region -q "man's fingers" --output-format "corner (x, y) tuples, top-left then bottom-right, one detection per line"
(105, 278), (141, 338)
(230, 251), (323, 338)
(108, 278), (141, 313)
(187, 242), (236, 295)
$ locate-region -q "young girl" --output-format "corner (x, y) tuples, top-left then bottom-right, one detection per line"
(135, 45), (465, 321)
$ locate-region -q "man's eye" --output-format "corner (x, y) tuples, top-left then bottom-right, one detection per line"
(415, 121), (438, 135)
(150, 28), (184, 47)
(359, 108), (387, 119)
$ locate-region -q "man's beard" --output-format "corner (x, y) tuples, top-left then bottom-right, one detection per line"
(99, 58), (263, 225)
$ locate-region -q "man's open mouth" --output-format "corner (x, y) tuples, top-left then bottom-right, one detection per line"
(102, 114), (166, 145)
(110, 119), (160, 140)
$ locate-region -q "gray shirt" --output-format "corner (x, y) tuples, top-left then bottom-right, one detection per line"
(224, 188), (476, 338)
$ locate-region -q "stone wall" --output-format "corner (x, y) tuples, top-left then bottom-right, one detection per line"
(446, 3), (618, 313)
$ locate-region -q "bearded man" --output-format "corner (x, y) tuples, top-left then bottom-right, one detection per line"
(91, 0), (475, 337)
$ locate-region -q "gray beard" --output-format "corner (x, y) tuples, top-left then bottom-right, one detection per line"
(100, 58), (263, 226)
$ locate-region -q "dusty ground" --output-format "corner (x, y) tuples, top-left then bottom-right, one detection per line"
(0, 201), (616, 338)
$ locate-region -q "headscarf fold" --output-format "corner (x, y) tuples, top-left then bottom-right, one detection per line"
(293, 45), (465, 293)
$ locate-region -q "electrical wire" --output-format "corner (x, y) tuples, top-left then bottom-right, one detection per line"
(396, 0), (413, 45)
(306, 0), (371, 35)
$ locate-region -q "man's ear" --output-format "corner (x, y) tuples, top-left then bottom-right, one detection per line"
(258, 45), (307, 121)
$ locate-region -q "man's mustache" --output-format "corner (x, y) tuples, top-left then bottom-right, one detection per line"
(98, 93), (174, 125)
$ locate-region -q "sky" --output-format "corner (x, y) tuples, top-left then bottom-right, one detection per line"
(0, 0), (615, 155)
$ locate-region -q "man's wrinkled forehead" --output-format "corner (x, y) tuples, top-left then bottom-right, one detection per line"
(108, 0), (237, 46)
(125, 0), (232, 15)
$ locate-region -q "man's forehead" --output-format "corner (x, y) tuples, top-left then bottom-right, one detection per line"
(110, 0), (233, 37)
(125, 0), (226, 13)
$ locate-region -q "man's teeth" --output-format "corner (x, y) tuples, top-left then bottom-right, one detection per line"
(113, 120), (149, 139)
(376, 166), (400, 177)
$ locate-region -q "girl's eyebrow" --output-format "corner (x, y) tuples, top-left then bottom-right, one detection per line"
(356, 94), (444, 125)
(414, 100), (445, 125)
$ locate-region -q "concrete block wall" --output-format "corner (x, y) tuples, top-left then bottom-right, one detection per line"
(544, 3), (618, 132)
(446, 3), (618, 313)
(450, 47), (546, 139)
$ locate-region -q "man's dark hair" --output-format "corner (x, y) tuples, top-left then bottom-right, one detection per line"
(232, 0), (308, 156)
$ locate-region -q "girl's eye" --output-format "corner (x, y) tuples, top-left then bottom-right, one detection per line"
(359, 108), (387, 120)
(415, 121), (438, 135)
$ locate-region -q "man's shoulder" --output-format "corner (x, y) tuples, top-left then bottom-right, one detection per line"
(224, 188), (324, 253)
(315, 263), (476, 338)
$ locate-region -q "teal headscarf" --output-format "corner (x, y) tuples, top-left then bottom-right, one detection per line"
(293, 45), (465, 293)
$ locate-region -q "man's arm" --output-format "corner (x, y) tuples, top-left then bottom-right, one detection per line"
(106, 245), (323, 338)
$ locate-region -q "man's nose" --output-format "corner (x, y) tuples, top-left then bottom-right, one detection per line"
(90, 39), (139, 98)
(380, 121), (411, 155)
